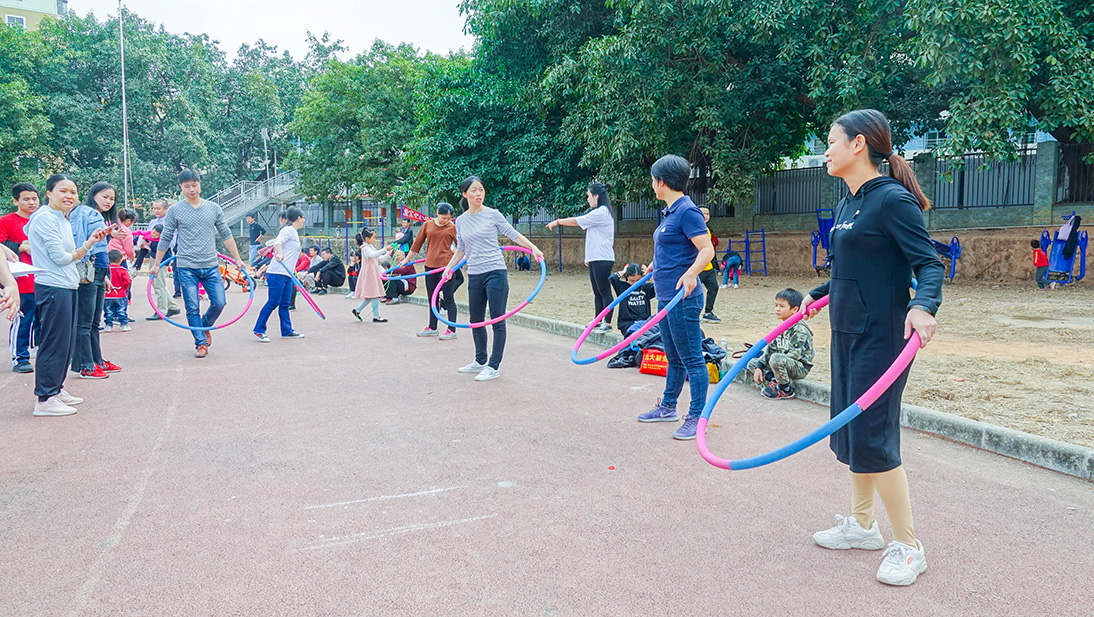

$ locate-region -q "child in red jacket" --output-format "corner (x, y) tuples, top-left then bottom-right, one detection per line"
(104, 249), (133, 331)
(1031, 239), (1049, 290)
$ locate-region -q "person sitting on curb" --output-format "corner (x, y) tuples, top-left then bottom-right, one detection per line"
(747, 288), (814, 400)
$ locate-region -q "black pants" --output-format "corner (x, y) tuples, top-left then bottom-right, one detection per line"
(468, 269), (508, 369)
(34, 285), (78, 401)
(385, 279), (406, 300)
(73, 267), (107, 372)
(425, 269), (464, 331)
(698, 269), (719, 314)
(315, 270), (344, 291)
(588, 260), (615, 324)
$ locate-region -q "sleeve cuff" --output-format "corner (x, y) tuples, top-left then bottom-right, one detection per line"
(908, 303), (936, 316)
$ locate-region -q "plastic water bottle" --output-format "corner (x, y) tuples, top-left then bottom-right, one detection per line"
(720, 337), (727, 352)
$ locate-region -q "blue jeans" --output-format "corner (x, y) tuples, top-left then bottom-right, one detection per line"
(721, 255), (742, 286)
(103, 297), (129, 326)
(176, 266), (227, 347)
(659, 293), (708, 419)
(248, 244), (260, 265)
(254, 273), (293, 336)
(9, 292), (38, 365)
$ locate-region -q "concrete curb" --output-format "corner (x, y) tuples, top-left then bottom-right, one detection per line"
(396, 294), (1094, 482)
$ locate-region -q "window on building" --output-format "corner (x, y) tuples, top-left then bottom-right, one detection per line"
(6, 15), (26, 30)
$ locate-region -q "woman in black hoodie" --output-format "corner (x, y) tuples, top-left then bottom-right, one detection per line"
(801, 109), (943, 587)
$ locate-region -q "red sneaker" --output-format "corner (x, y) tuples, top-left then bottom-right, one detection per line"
(79, 366), (109, 379)
(194, 344), (209, 358)
(99, 361), (122, 373)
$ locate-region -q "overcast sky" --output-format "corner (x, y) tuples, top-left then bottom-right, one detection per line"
(72, 0), (477, 60)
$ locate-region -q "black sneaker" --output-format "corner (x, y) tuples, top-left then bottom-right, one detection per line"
(166, 308), (181, 317)
(761, 381), (795, 400)
(145, 314), (163, 321)
(13, 361), (33, 374)
(702, 313), (722, 323)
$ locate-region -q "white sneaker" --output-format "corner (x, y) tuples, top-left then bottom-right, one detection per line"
(103, 325), (113, 333)
(813, 515), (886, 550)
(719, 284), (727, 289)
(733, 284), (738, 289)
(120, 324), (131, 332)
(417, 328), (439, 337)
(439, 330), (458, 341)
(475, 367), (500, 381)
(344, 292), (355, 299)
(458, 361), (487, 374)
(876, 540), (927, 586)
(33, 396), (77, 417)
(57, 389), (84, 405)
(254, 332), (271, 342)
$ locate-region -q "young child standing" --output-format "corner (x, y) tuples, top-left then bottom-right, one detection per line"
(103, 249), (132, 332)
(1031, 239), (1049, 290)
(747, 288), (814, 400)
(352, 228), (390, 323)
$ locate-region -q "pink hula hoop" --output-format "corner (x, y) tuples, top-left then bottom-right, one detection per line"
(145, 253), (255, 331)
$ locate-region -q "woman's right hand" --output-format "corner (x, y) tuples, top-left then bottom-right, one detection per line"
(800, 294), (820, 320)
(89, 227), (111, 243)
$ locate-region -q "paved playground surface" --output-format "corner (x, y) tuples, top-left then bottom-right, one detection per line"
(1, 296), (1091, 616)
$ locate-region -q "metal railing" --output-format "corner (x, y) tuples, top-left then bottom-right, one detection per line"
(934, 150), (1035, 209)
(208, 170), (302, 226)
(1057, 143), (1094, 205)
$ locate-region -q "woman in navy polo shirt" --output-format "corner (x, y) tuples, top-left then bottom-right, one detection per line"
(636, 155), (715, 440)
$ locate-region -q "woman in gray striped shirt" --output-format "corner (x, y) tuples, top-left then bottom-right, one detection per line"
(442, 176), (543, 382)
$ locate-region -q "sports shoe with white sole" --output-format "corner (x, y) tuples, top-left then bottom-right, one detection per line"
(33, 396), (77, 417)
(57, 389), (84, 405)
(474, 367), (500, 381)
(876, 540), (927, 586)
(417, 328), (439, 337)
(439, 330), (457, 341)
(813, 515), (886, 550)
(459, 361), (487, 374)
(254, 332), (271, 342)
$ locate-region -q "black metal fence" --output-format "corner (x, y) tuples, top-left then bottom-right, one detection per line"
(757, 166), (827, 214)
(1057, 143), (1094, 205)
(933, 150), (1036, 208)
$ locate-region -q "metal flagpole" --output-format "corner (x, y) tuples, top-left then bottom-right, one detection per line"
(118, 0), (131, 210)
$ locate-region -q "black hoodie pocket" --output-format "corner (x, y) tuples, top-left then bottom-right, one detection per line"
(829, 278), (868, 334)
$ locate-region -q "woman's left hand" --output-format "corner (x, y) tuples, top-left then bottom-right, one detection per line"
(531, 246), (544, 262)
(675, 272), (698, 296)
(904, 307), (937, 348)
(0, 285), (19, 321)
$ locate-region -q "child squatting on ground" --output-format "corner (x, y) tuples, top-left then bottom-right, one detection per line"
(103, 249), (132, 332)
(747, 288), (814, 400)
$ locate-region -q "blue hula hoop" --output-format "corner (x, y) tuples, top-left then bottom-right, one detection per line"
(571, 271), (686, 365)
(430, 247), (546, 330)
(146, 254), (256, 332)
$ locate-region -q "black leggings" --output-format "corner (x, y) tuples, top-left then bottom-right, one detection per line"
(588, 260), (615, 324)
(73, 267), (107, 372)
(699, 268), (719, 314)
(425, 269), (463, 331)
(468, 269), (508, 369)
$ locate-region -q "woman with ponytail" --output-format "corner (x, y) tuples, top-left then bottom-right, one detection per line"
(547, 182), (616, 333)
(442, 176), (543, 382)
(800, 109), (943, 586)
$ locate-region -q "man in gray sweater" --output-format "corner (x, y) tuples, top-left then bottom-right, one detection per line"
(150, 169), (244, 358)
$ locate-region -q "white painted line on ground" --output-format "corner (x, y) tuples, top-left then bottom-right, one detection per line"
(304, 486), (465, 510)
(305, 514), (498, 550)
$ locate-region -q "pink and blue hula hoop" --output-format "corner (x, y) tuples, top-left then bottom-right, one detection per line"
(380, 258), (426, 280)
(146, 253), (256, 331)
(571, 271), (687, 365)
(430, 246), (546, 329)
(382, 258), (467, 282)
(696, 295), (922, 470)
(283, 268), (326, 320)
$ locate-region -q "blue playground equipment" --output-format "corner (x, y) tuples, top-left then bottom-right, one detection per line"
(811, 208), (834, 276)
(744, 229), (767, 276)
(1041, 212), (1087, 285)
(930, 236), (962, 283)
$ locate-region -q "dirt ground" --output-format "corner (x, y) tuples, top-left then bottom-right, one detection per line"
(440, 267), (1094, 449)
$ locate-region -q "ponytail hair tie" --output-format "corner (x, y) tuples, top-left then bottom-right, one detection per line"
(885, 150), (895, 160)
